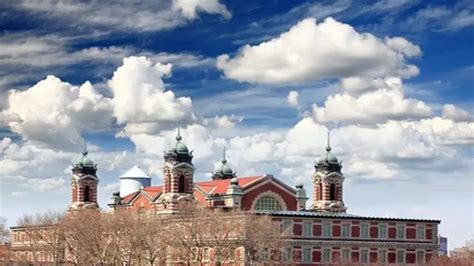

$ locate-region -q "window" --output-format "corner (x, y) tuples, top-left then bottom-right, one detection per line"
(361, 223), (369, 238)
(282, 219), (292, 235)
(303, 221), (312, 236)
(322, 248), (331, 262)
(178, 175), (185, 193)
(361, 250), (368, 263)
(322, 222), (331, 237)
(378, 250), (387, 263)
(342, 223), (350, 237)
(396, 250), (405, 264)
(330, 183), (337, 200)
(203, 248), (210, 262)
(397, 224), (405, 239)
(191, 248), (198, 262)
(379, 223), (387, 238)
(84, 185), (90, 202)
(318, 183), (323, 200)
(417, 225), (425, 240)
(302, 248), (311, 263)
(342, 249), (350, 262)
(283, 247), (292, 262)
(416, 251), (425, 263)
(254, 196), (283, 210)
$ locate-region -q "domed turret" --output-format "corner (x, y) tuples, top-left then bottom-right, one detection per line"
(72, 141), (97, 176)
(212, 147), (236, 180)
(164, 127), (193, 164)
(315, 132), (342, 173)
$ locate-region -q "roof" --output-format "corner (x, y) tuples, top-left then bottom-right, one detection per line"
(195, 176), (263, 194)
(254, 210), (441, 223)
(120, 165), (150, 179)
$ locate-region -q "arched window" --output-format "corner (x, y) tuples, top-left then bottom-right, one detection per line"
(254, 196), (283, 211)
(179, 175), (185, 193)
(84, 185), (90, 202)
(319, 183), (323, 200)
(330, 184), (336, 201)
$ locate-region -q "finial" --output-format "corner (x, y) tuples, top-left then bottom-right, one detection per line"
(82, 139), (88, 157)
(176, 126), (182, 141)
(222, 146), (227, 164)
(325, 131), (331, 152)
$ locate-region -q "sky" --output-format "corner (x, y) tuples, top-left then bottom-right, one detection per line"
(0, 0), (473, 249)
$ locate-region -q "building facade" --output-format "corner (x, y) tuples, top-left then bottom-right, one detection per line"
(10, 131), (441, 265)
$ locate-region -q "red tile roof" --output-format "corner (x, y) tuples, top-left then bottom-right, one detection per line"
(121, 191), (139, 204)
(195, 176), (263, 194)
(143, 186), (162, 199)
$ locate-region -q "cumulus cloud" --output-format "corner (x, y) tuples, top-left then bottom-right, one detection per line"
(313, 78), (431, 124)
(287, 91), (299, 107)
(109, 56), (196, 138)
(172, 0), (231, 19)
(1, 76), (112, 150)
(217, 17), (420, 84)
(442, 104), (474, 122)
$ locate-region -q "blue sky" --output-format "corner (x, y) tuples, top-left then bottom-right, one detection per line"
(0, 0), (473, 249)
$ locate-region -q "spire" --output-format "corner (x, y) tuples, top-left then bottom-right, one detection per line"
(325, 131), (331, 152)
(222, 146), (227, 164)
(82, 139), (88, 157)
(176, 126), (182, 141)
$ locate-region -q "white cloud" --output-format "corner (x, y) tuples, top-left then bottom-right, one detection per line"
(109, 56), (195, 129)
(16, 0), (231, 33)
(313, 78), (431, 124)
(217, 17), (420, 84)
(345, 158), (397, 180)
(172, 0), (231, 19)
(287, 91), (299, 107)
(2, 76), (113, 150)
(23, 177), (65, 192)
(442, 104), (474, 122)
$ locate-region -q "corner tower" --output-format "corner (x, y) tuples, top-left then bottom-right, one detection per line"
(156, 128), (195, 213)
(69, 142), (99, 211)
(212, 147), (236, 180)
(311, 132), (347, 213)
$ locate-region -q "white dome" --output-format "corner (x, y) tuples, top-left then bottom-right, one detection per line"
(119, 165), (151, 197)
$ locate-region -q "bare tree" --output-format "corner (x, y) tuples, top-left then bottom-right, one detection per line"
(0, 217), (10, 244)
(234, 213), (285, 265)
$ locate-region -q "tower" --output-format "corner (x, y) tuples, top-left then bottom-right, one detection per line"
(310, 132), (347, 213)
(69, 142), (99, 211)
(212, 147), (236, 180)
(156, 128), (195, 213)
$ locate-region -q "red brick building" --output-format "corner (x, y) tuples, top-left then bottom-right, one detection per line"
(9, 131), (440, 265)
(106, 131), (440, 265)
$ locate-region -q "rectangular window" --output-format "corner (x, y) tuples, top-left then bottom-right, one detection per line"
(397, 224), (405, 239)
(379, 224), (387, 238)
(282, 219), (293, 235)
(417, 225), (425, 240)
(378, 250), (387, 263)
(361, 223), (369, 238)
(322, 222), (331, 237)
(203, 248), (210, 262)
(303, 221), (312, 236)
(396, 250), (405, 264)
(342, 223), (350, 237)
(323, 248), (331, 262)
(191, 248), (198, 262)
(416, 251), (425, 263)
(361, 250), (368, 263)
(342, 249), (350, 262)
(302, 248), (311, 262)
(283, 247), (292, 262)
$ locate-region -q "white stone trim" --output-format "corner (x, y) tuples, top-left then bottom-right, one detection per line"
(251, 190), (288, 210)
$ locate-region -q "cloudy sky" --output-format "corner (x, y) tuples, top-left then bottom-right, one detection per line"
(0, 0), (473, 248)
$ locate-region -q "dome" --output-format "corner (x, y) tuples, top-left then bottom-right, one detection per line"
(168, 129), (190, 155)
(317, 132), (339, 164)
(212, 147), (235, 179)
(81, 157), (95, 167)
